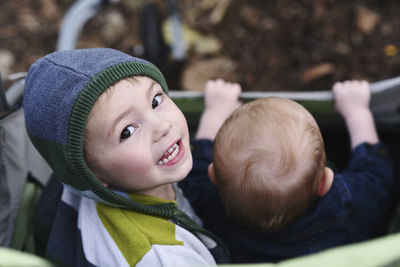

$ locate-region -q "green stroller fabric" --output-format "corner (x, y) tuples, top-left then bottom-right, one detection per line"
(0, 108), (52, 249)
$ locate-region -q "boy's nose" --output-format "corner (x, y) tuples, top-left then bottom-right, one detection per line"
(152, 115), (172, 142)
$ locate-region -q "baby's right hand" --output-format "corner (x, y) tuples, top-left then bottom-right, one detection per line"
(195, 79), (242, 140)
(204, 79), (242, 121)
(333, 80), (370, 119)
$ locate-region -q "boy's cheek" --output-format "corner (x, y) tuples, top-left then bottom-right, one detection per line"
(120, 154), (153, 173)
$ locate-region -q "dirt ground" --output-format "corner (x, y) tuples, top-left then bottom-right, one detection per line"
(1, 0), (400, 92)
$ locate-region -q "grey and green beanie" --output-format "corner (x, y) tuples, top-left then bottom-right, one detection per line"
(23, 48), (176, 216)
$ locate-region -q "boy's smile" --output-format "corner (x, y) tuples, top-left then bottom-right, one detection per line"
(84, 76), (193, 200)
(158, 140), (183, 166)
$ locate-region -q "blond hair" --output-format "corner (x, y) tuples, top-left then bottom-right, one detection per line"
(213, 97), (326, 231)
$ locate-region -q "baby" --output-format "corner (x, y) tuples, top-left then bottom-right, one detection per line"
(181, 80), (394, 262)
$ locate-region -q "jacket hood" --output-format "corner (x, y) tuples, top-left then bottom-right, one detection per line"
(23, 48), (178, 216)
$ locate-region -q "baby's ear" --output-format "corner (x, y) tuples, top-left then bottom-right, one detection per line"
(208, 163), (217, 186)
(317, 167), (334, 196)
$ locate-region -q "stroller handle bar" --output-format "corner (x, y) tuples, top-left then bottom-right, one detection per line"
(169, 75), (400, 101)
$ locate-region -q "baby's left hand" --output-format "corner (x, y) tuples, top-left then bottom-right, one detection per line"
(333, 80), (370, 120)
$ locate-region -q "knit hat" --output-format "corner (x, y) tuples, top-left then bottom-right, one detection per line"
(23, 48), (177, 216)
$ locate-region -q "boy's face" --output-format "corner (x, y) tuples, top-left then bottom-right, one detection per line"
(85, 76), (192, 198)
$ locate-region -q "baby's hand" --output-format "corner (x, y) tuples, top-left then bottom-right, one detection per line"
(195, 79), (242, 140)
(333, 80), (370, 119)
(204, 79), (242, 121)
(332, 80), (378, 148)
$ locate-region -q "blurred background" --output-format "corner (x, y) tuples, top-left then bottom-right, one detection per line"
(1, 0), (400, 92)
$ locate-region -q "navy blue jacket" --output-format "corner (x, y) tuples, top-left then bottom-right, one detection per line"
(179, 139), (393, 263)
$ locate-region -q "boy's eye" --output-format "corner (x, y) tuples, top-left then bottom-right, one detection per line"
(152, 94), (162, 109)
(120, 125), (135, 140)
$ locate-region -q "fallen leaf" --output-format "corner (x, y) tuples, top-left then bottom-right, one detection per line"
(18, 8), (40, 32)
(384, 44), (398, 57)
(209, 0), (231, 25)
(162, 19), (222, 55)
(301, 63), (335, 83)
(181, 57), (237, 91)
(40, 0), (60, 20)
(101, 10), (127, 43)
(356, 6), (380, 34)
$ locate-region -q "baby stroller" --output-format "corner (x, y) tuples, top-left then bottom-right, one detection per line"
(1, 0), (400, 265)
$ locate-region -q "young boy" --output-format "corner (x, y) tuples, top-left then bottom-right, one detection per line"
(23, 48), (230, 266)
(180, 80), (394, 263)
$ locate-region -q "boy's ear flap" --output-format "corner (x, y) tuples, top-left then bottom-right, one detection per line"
(97, 176), (109, 187)
(100, 181), (109, 187)
(92, 171), (109, 187)
(208, 163), (217, 186)
(317, 167), (334, 197)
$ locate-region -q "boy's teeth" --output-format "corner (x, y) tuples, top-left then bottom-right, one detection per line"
(158, 143), (180, 165)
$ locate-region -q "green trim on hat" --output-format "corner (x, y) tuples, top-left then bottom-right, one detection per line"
(67, 60), (177, 217)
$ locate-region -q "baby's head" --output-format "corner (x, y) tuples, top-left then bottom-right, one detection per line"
(210, 97), (333, 231)
(24, 48), (192, 209)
